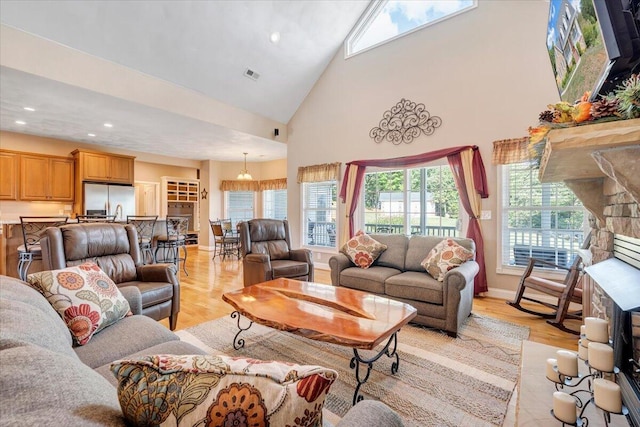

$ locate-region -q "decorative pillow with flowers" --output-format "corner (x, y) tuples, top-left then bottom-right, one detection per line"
(26, 262), (131, 345)
(111, 354), (337, 427)
(341, 230), (387, 269)
(421, 238), (474, 281)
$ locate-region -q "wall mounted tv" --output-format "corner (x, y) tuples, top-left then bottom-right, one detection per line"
(548, 0), (640, 103)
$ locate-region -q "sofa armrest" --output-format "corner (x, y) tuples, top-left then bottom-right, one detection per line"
(289, 249), (314, 282)
(336, 400), (404, 427)
(289, 248), (313, 264)
(442, 260), (479, 336)
(119, 285), (143, 315)
(243, 254), (271, 287)
(443, 260), (479, 292)
(136, 263), (178, 283)
(136, 263), (180, 315)
(328, 253), (353, 286)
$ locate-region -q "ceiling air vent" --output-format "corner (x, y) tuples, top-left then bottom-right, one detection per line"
(244, 68), (260, 81)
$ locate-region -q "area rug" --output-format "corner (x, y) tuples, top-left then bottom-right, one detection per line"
(177, 314), (529, 427)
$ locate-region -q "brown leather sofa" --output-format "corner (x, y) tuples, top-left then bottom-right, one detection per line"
(239, 219), (314, 287)
(40, 222), (180, 330)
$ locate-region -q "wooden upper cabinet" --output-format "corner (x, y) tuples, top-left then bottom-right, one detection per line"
(49, 158), (75, 200)
(0, 151), (19, 200)
(74, 150), (134, 184)
(19, 153), (74, 202)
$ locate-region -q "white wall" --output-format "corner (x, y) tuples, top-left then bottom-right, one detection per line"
(287, 1), (560, 293)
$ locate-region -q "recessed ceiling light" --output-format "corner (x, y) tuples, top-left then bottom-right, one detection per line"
(88, 133), (96, 137)
(23, 107), (36, 112)
(15, 120), (26, 125)
(270, 31), (281, 44)
(103, 123), (113, 128)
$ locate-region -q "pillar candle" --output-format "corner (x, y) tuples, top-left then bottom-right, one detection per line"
(556, 350), (579, 377)
(580, 324), (586, 338)
(585, 317), (609, 343)
(593, 378), (622, 413)
(577, 340), (589, 361)
(580, 337), (591, 349)
(546, 358), (562, 383)
(553, 391), (577, 424)
(588, 342), (615, 372)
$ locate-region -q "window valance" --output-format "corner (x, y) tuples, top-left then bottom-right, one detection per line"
(297, 162), (341, 183)
(259, 178), (287, 191)
(491, 137), (531, 165)
(220, 180), (260, 192)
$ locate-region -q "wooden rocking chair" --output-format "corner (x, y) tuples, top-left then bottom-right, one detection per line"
(506, 254), (583, 335)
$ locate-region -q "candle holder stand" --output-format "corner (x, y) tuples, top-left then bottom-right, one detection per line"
(549, 363), (630, 426)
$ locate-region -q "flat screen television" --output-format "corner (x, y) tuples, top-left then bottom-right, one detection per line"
(547, 0), (640, 103)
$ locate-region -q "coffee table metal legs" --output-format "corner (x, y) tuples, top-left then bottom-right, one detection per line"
(350, 332), (399, 405)
(230, 310), (402, 407)
(230, 311), (253, 350)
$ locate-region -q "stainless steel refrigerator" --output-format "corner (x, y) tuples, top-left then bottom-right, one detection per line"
(84, 183), (136, 221)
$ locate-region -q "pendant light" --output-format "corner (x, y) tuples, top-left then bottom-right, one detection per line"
(237, 152), (253, 180)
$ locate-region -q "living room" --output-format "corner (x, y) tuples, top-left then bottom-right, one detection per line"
(1, 1), (639, 426)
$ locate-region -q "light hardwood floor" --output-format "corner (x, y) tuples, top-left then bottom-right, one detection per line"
(160, 247), (580, 351)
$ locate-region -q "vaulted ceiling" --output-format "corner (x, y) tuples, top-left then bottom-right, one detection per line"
(0, 1), (369, 161)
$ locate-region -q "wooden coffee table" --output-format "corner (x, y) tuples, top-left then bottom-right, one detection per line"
(222, 278), (417, 405)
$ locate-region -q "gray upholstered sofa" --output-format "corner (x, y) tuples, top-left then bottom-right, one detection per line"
(329, 234), (479, 337)
(0, 275), (403, 427)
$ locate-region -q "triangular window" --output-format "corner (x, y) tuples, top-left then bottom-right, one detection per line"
(345, 0), (477, 58)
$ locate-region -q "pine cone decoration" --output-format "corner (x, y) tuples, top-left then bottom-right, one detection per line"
(538, 110), (555, 122)
(591, 98), (620, 119)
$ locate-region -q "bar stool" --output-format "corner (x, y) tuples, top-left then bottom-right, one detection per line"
(155, 216), (189, 275)
(17, 216), (69, 280)
(127, 215), (158, 265)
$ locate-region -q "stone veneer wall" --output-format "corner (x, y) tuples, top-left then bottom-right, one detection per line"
(589, 177), (640, 264)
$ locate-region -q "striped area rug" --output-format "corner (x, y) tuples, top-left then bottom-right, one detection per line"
(177, 313), (529, 427)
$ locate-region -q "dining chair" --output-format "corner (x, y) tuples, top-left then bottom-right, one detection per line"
(155, 216), (189, 275)
(210, 219), (239, 260)
(17, 216), (69, 280)
(127, 215), (158, 264)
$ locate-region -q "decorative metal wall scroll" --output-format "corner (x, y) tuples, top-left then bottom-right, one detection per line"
(369, 98), (442, 145)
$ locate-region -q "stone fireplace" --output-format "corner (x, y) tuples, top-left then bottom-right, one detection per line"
(539, 118), (640, 426)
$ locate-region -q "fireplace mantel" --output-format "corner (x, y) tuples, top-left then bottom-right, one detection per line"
(537, 119), (640, 237)
(585, 257), (640, 311)
(539, 118), (640, 183)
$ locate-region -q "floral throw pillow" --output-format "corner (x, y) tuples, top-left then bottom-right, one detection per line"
(341, 230), (387, 269)
(421, 238), (474, 281)
(27, 262), (131, 345)
(111, 354), (337, 427)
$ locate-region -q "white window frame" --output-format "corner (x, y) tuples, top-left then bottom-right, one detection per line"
(262, 189), (287, 220)
(344, 0), (477, 58)
(300, 180), (338, 252)
(496, 165), (585, 279)
(224, 190), (256, 227)
(362, 165), (464, 237)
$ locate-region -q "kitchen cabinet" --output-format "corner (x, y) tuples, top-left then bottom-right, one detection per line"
(19, 153), (74, 202)
(0, 150), (19, 200)
(72, 149), (136, 217)
(73, 150), (135, 185)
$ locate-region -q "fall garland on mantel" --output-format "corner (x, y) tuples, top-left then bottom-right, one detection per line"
(527, 73), (640, 166)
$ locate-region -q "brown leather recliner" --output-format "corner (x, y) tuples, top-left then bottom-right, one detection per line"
(40, 222), (180, 330)
(239, 219), (314, 287)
